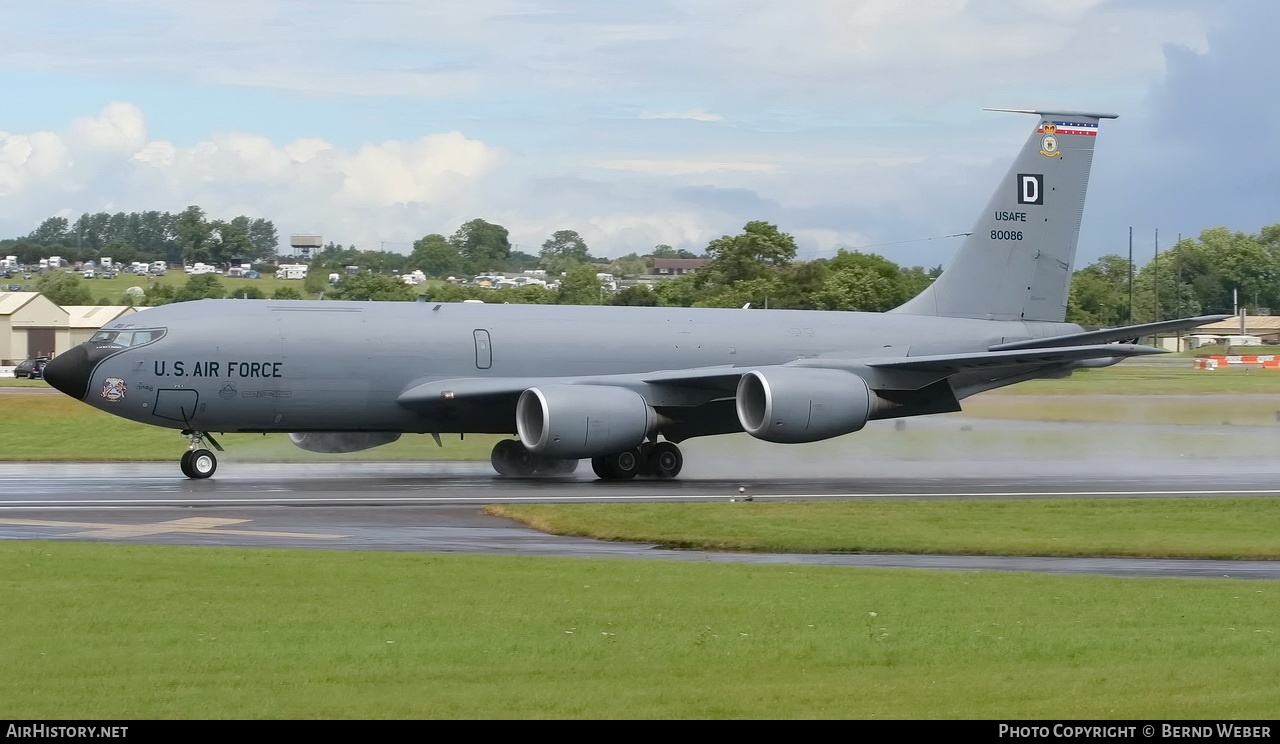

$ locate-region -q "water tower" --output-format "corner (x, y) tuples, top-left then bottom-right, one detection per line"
(290, 234), (322, 261)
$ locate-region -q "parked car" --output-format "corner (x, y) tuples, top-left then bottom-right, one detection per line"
(13, 357), (49, 379)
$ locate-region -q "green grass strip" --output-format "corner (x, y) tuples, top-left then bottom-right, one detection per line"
(991, 364), (1280, 395)
(1, 541), (1277, 719)
(486, 498), (1280, 560)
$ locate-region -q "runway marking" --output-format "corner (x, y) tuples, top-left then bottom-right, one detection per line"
(4, 488), (1280, 508)
(0, 516), (347, 540)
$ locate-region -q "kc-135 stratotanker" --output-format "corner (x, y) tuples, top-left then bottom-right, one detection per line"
(43, 110), (1225, 479)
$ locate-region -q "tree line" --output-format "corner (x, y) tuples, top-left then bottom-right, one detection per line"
(1069, 224), (1280, 326)
(1, 207), (278, 267)
(12, 206), (1280, 325)
(300, 219), (1280, 320)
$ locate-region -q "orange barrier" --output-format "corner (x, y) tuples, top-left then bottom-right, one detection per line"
(1197, 355), (1280, 369)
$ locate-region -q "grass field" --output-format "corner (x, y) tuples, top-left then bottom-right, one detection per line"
(989, 363), (1280, 395)
(486, 498), (1280, 560)
(1, 541), (1276, 719)
(6, 269), (321, 304)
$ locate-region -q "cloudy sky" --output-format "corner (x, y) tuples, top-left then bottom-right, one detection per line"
(1, 0), (1275, 270)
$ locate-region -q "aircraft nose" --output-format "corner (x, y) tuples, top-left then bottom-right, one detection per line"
(43, 344), (93, 400)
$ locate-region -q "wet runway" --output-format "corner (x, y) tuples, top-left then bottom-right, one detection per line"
(3, 458), (1279, 580)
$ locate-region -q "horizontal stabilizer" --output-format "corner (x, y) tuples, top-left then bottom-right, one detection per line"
(983, 108), (1119, 120)
(990, 315), (1232, 352)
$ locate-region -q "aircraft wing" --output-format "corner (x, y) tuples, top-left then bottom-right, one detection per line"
(397, 342), (1160, 412)
(990, 314), (1230, 351)
(856, 342), (1166, 374)
(399, 366), (738, 398)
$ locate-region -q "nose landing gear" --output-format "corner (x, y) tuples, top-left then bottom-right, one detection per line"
(179, 431), (223, 479)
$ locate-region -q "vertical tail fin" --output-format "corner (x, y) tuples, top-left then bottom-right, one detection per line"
(892, 109), (1117, 322)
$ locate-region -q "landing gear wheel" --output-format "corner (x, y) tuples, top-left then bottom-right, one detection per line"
(491, 439), (538, 477)
(183, 449), (217, 479)
(509, 446), (537, 476)
(179, 431), (223, 478)
(491, 439), (518, 476)
(647, 441), (683, 479)
(536, 457), (580, 475)
(591, 449), (641, 480)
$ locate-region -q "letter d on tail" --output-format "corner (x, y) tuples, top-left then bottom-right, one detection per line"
(1018, 174), (1043, 205)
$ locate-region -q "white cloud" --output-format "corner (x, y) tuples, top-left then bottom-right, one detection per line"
(2, 103), (153, 196)
(65, 102), (148, 156)
(0, 103), (505, 244)
(1, 2), (1272, 268)
(340, 133), (504, 207)
(0, 131), (72, 196)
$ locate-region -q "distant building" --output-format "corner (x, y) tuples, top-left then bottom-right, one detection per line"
(1, 293), (142, 368)
(650, 258), (709, 276)
(1189, 315), (1280, 345)
(0, 292), (69, 364)
(64, 306), (141, 346)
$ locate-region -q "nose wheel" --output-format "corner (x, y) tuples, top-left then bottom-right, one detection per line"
(179, 431), (223, 479)
(180, 449), (217, 479)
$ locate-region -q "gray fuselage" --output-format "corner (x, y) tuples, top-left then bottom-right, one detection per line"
(62, 299), (1079, 437)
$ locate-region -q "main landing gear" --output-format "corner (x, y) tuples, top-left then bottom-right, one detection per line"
(179, 431), (223, 479)
(591, 441), (683, 480)
(489, 439), (579, 477)
(488, 439), (683, 480)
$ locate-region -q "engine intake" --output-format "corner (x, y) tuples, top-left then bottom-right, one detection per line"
(288, 431), (401, 453)
(516, 384), (652, 459)
(736, 367), (875, 443)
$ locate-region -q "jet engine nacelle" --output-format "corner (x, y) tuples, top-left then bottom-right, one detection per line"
(516, 384), (652, 459)
(288, 431), (402, 453)
(736, 367), (876, 443)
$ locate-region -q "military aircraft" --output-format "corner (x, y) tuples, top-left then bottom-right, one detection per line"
(43, 109), (1225, 480)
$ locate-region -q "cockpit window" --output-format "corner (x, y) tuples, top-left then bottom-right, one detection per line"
(90, 329), (166, 347)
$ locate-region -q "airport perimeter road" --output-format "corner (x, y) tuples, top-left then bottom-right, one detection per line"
(2, 461), (1279, 580)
